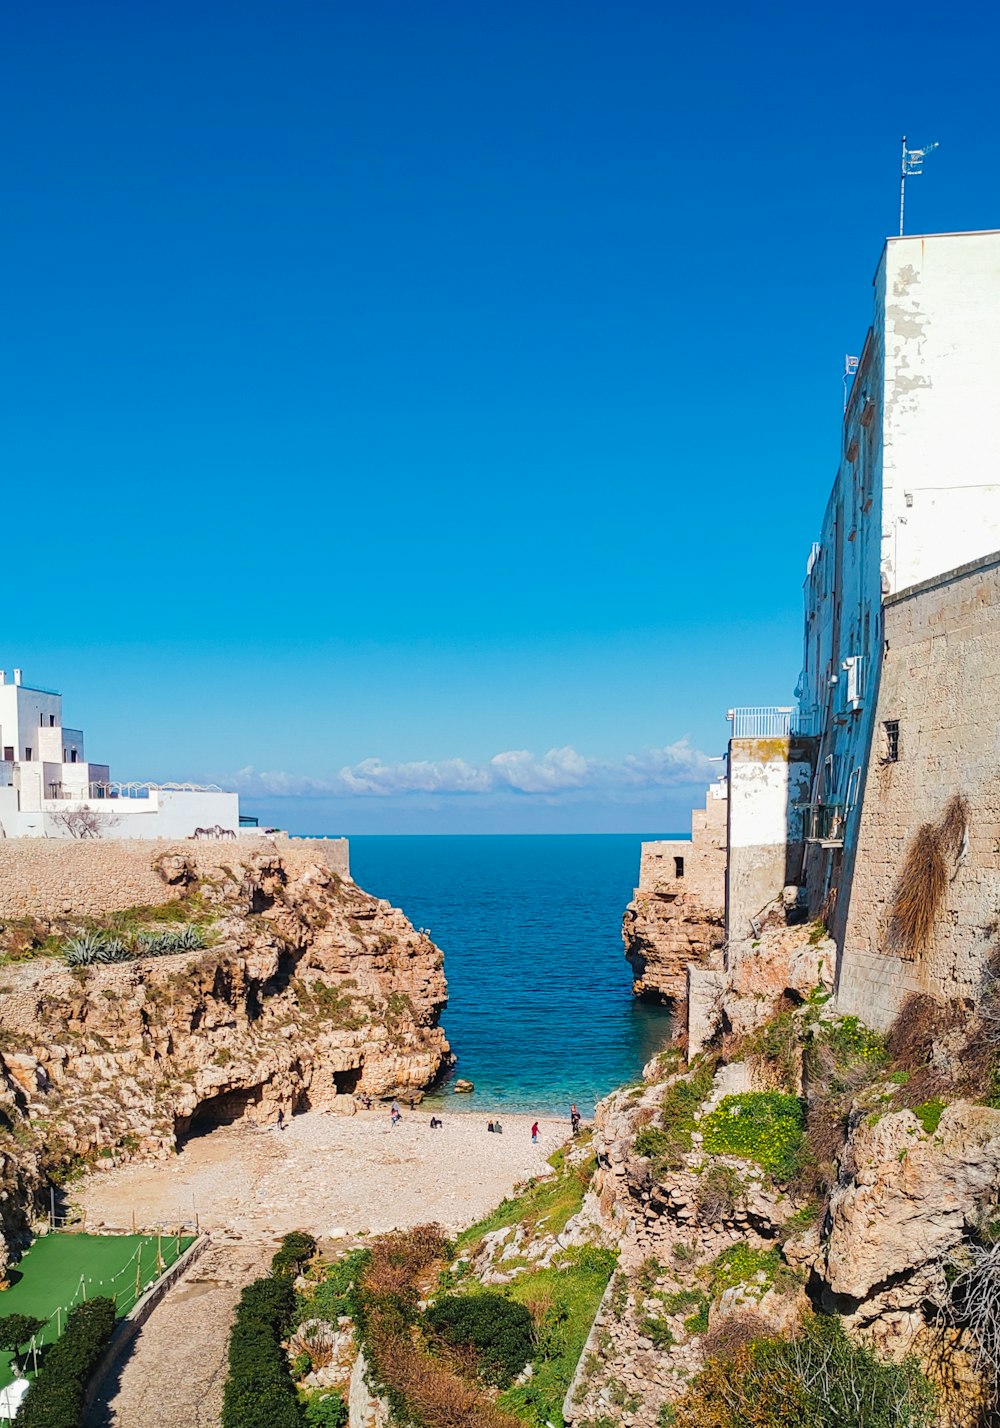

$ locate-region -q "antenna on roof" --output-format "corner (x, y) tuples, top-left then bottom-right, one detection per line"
(843, 354), (859, 412)
(899, 135), (939, 236)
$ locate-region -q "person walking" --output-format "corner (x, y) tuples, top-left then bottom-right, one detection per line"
(531, 1121), (539, 1144)
(570, 1104), (581, 1137)
(390, 1102), (401, 1129)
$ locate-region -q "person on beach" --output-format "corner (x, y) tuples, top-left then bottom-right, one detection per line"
(570, 1104), (581, 1137)
(531, 1121), (539, 1143)
(487, 1121), (495, 1133)
(390, 1103), (401, 1128)
(277, 1108), (285, 1132)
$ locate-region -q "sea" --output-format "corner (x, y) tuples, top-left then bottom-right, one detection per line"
(347, 834), (677, 1117)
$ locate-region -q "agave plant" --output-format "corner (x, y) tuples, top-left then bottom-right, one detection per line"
(64, 932), (111, 966)
(135, 924), (205, 957)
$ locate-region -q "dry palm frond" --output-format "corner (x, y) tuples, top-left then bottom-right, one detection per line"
(886, 823), (948, 956)
(939, 793), (970, 858)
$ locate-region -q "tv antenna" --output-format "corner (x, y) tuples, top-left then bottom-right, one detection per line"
(899, 135), (939, 235)
(843, 354), (859, 412)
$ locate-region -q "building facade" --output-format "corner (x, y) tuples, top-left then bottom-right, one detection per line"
(649, 228), (1000, 1033)
(0, 668), (241, 840)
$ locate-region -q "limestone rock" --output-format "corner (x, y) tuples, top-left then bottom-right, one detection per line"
(820, 1102), (1000, 1301)
(0, 847), (451, 1273)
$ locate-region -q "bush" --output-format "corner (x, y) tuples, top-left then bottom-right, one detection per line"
(272, 1230), (318, 1279)
(424, 1292), (533, 1387)
(304, 1391), (349, 1426)
(222, 1276), (302, 1428)
(701, 1092), (804, 1178)
(296, 1247), (371, 1325)
(17, 1296), (116, 1428)
(672, 1315), (935, 1428)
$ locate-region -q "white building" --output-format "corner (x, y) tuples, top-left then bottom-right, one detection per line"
(794, 228), (1000, 909)
(0, 667), (242, 840)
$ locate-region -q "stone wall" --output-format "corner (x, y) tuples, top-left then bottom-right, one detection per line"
(0, 836), (350, 922)
(837, 551), (1000, 1026)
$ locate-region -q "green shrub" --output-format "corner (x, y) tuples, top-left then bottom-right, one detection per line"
(701, 1092), (804, 1178)
(638, 1314), (675, 1349)
(296, 1247), (370, 1325)
(272, 1230), (318, 1279)
(222, 1276), (302, 1428)
(304, 1392), (348, 1427)
(634, 1126), (671, 1160)
(17, 1297), (116, 1428)
(912, 1098), (946, 1134)
(424, 1292), (533, 1387)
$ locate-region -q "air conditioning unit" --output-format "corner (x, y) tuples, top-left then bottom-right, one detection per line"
(842, 655), (864, 710)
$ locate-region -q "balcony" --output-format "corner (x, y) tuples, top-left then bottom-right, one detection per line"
(727, 706), (822, 739)
(799, 802), (847, 846)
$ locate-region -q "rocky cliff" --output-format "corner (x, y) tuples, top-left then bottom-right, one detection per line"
(622, 889), (724, 1003)
(566, 925), (1000, 1428)
(0, 843), (450, 1272)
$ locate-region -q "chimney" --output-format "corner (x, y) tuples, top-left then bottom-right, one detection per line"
(12, 669), (21, 687)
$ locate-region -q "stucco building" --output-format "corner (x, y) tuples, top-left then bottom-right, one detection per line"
(0, 667), (242, 840)
(648, 228), (1000, 1031)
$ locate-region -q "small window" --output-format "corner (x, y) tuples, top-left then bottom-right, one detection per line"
(674, 856), (685, 879)
(49, 715), (56, 727)
(24, 747), (32, 761)
(70, 750), (78, 763)
(3, 747), (13, 762)
(883, 720), (900, 763)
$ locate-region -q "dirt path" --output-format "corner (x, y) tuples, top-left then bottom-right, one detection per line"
(85, 1239), (268, 1428)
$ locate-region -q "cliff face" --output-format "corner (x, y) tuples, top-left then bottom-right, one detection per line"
(0, 844), (450, 1269)
(623, 890), (724, 1002)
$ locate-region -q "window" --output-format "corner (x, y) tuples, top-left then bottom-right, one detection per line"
(49, 715), (55, 727)
(24, 747), (32, 761)
(39, 713), (44, 726)
(3, 747), (12, 762)
(883, 720), (900, 763)
(674, 856), (685, 879)
(70, 750), (78, 763)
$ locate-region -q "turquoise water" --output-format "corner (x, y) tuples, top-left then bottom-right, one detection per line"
(347, 834), (675, 1116)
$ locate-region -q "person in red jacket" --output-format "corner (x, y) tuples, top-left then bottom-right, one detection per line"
(531, 1121), (539, 1143)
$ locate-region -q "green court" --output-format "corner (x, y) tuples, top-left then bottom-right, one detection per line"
(0, 1232), (194, 1388)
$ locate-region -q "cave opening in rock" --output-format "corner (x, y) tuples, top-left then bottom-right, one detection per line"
(333, 1066), (362, 1095)
(177, 1085), (262, 1142)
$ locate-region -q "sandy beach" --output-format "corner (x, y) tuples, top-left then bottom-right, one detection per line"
(76, 1107), (572, 1247)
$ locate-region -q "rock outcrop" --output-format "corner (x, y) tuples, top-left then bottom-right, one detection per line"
(622, 788), (728, 1004)
(0, 844), (450, 1272)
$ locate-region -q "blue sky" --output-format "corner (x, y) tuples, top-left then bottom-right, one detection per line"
(3, 1), (996, 832)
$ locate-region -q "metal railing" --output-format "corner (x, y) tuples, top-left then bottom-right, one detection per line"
(727, 706), (822, 739)
(799, 802), (847, 843)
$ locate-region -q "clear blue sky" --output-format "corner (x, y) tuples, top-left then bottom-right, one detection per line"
(4, 1), (996, 832)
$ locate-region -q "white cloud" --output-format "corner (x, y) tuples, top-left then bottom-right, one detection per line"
(232, 739), (715, 801)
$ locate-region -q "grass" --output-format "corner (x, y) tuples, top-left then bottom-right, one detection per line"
(707, 1243), (785, 1299)
(496, 1246), (617, 1427)
(454, 1143), (594, 1258)
(701, 1092), (804, 1179)
(0, 1232), (194, 1387)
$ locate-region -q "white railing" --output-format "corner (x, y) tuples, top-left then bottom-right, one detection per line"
(93, 781), (224, 799)
(727, 707), (822, 739)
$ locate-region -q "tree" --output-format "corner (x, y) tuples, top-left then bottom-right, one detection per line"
(49, 804), (121, 839)
(0, 1313), (46, 1374)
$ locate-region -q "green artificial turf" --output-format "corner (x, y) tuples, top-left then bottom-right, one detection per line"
(0, 1232), (194, 1387)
